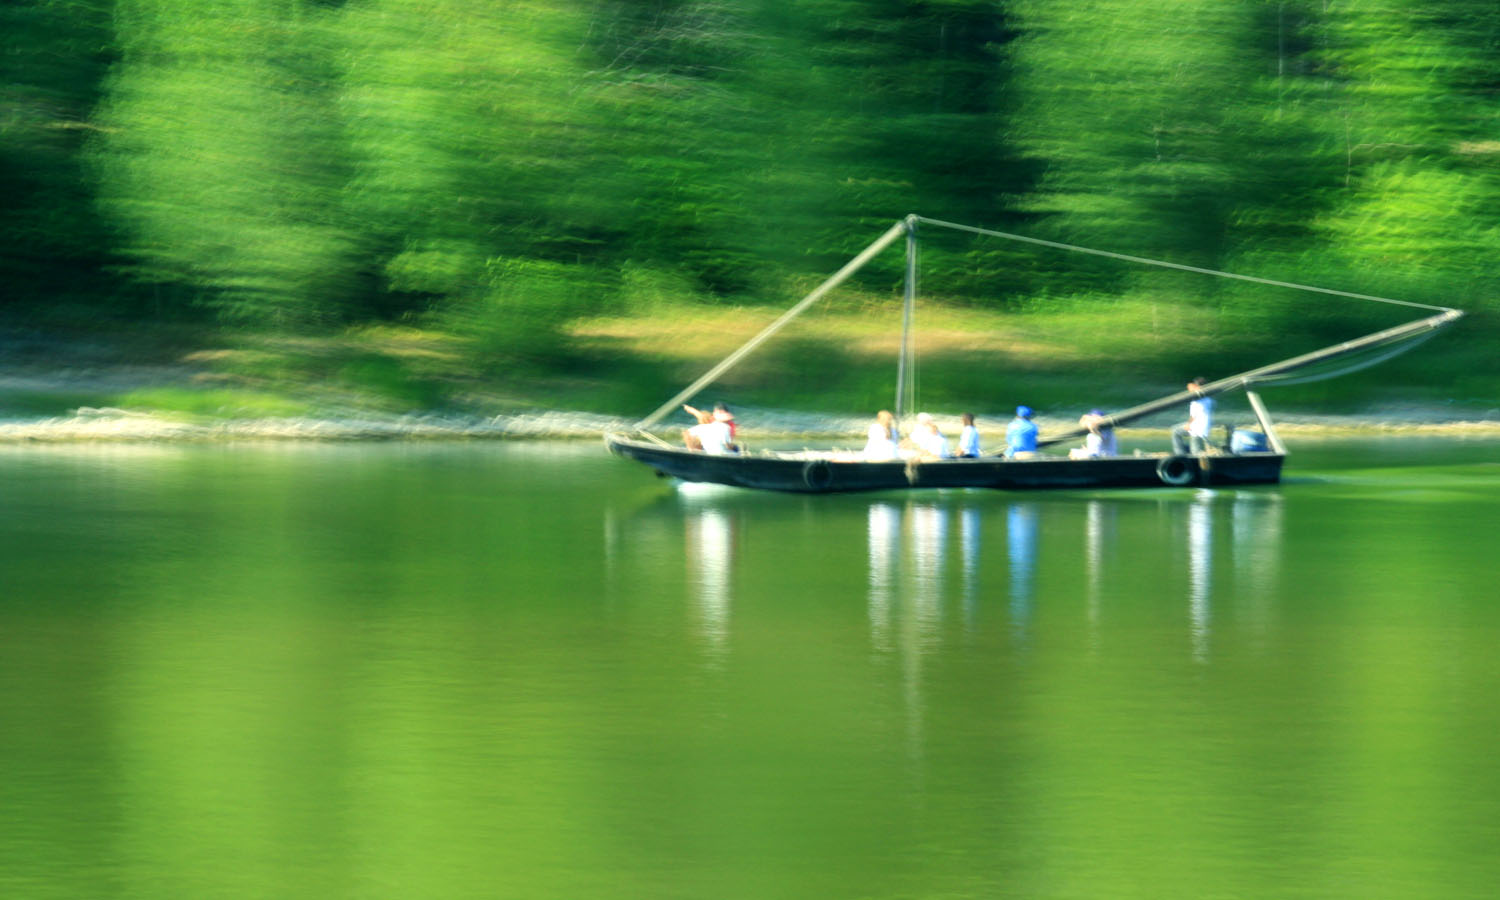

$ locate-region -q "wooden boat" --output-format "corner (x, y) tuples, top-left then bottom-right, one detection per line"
(606, 216), (1462, 494)
(605, 435), (1287, 493)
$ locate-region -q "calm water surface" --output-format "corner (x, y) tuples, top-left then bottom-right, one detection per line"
(2, 438), (1497, 898)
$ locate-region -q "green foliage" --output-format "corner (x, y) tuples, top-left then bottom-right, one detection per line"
(432, 258), (608, 373)
(115, 387), (311, 418)
(336, 353), (448, 410)
(89, 0), (358, 325)
(3, 0), (1496, 410)
(0, 0), (121, 310)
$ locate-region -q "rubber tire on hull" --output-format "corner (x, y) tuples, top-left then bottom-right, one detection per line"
(1156, 455), (1196, 486)
(803, 459), (833, 490)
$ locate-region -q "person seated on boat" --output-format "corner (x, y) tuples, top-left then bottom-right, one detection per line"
(1069, 409), (1117, 459)
(1004, 406), (1039, 459)
(1171, 377), (1214, 456)
(685, 402), (740, 452)
(910, 412), (950, 459)
(683, 406), (734, 455)
(957, 412), (981, 458)
(863, 410), (899, 460)
(712, 402), (739, 451)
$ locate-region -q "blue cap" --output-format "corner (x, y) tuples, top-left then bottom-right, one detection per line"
(1017, 405), (1033, 418)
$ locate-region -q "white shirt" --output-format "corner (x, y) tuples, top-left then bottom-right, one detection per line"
(914, 425), (949, 458)
(691, 420), (733, 455)
(863, 423), (898, 460)
(1188, 396), (1214, 438)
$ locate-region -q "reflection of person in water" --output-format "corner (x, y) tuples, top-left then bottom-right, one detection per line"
(684, 505), (734, 660)
(1007, 503), (1038, 632)
(866, 502), (902, 652)
(1187, 492), (1213, 662)
(960, 505), (981, 623)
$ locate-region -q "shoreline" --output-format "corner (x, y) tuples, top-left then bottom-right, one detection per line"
(3, 405), (1498, 444)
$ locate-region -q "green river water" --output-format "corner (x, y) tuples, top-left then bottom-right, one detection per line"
(2, 437), (1497, 899)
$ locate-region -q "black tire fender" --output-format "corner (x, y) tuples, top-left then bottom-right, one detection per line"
(1156, 455), (1196, 486)
(802, 459), (834, 491)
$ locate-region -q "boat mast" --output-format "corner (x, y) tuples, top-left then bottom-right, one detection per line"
(894, 214), (919, 426)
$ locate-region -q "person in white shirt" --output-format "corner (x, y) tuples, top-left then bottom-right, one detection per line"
(862, 410), (899, 460)
(683, 407), (734, 455)
(1070, 409), (1118, 459)
(1171, 378), (1214, 455)
(910, 412), (950, 459)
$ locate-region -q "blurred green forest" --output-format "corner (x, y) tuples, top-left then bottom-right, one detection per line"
(2, 0), (1495, 417)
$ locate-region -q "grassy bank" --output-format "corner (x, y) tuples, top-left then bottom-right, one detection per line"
(1, 296), (1491, 430)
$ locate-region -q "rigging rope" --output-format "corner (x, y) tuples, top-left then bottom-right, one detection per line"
(913, 216), (1455, 313)
(1242, 329), (1442, 387)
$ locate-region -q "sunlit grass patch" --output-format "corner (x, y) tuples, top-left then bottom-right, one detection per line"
(571, 291), (1220, 370)
(114, 387), (311, 418)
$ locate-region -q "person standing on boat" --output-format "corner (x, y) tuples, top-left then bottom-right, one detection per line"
(1172, 378), (1214, 456)
(1005, 406), (1038, 459)
(957, 412), (981, 458)
(863, 410), (899, 460)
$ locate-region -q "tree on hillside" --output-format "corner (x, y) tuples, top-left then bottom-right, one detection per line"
(90, 0), (357, 326)
(0, 0), (120, 316)
(1310, 0), (1500, 303)
(1008, 0), (1277, 277)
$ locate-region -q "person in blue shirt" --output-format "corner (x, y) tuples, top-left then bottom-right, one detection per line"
(957, 412), (981, 458)
(1005, 406), (1039, 458)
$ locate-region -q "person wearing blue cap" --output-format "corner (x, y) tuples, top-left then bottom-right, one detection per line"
(1004, 405), (1038, 459)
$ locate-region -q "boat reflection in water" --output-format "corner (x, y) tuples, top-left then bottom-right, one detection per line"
(1176, 488), (1286, 662)
(868, 500), (973, 654)
(859, 490), (1285, 665)
(960, 506), (981, 626)
(867, 503), (902, 653)
(866, 499), (1038, 651)
(867, 499), (962, 766)
(1188, 489), (1215, 662)
(1233, 490), (1284, 643)
(1007, 503), (1038, 639)
(664, 485), (1284, 674)
(678, 484), (739, 664)
(1084, 499), (1116, 650)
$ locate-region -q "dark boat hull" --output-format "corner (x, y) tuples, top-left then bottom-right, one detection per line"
(605, 434), (1284, 494)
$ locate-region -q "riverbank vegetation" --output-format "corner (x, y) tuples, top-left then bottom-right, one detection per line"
(4, 0), (1496, 423)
